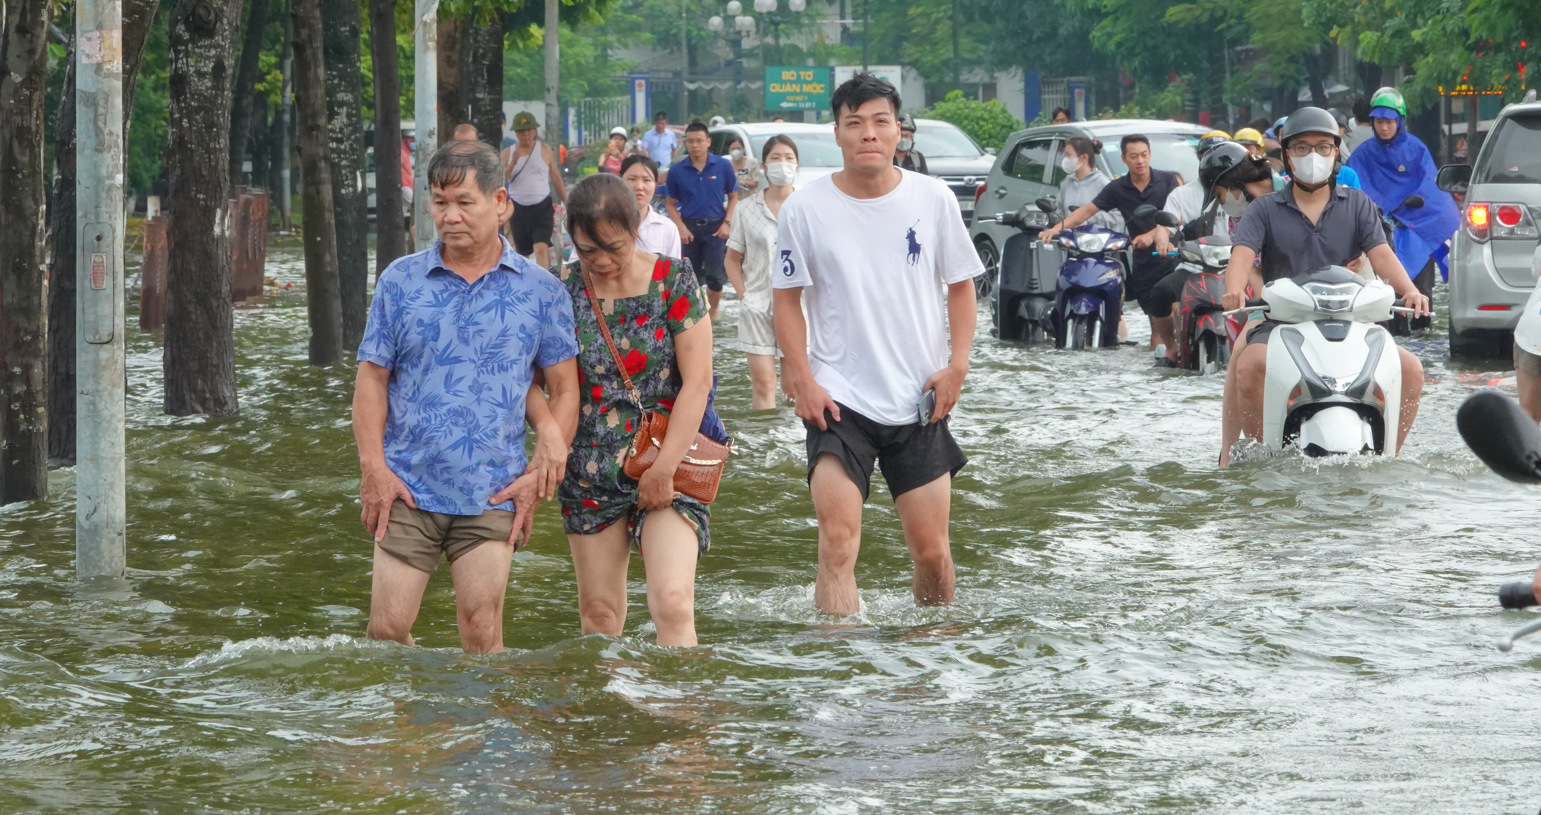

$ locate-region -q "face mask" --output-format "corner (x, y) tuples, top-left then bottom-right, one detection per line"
(898, 137), (914, 152)
(765, 161), (798, 186)
(1290, 151), (1335, 186)
(1061, 155), (1081, 175)
(1220, 190), (1249, 218)
(730, 148), (744, 160)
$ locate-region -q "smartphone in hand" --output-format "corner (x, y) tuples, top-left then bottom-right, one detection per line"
(917, 389), (937, 426)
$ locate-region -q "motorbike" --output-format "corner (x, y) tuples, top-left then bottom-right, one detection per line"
(1034, 197), (1127, 349)
(1229, 265), (1413, 456)
(1153, 210), (1232, 374)
(981, 203), (1058, 343)
(1457, 390), (1541, 650)
(1380, 194), (1430, 335)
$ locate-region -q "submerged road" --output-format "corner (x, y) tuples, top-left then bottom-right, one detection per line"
(0, 245), (1537, 813)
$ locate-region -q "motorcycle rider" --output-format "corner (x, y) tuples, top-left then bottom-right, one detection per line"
(1344, 86), (1460, 332)
(895, 114), (929, 174)
(1217, 107), (1431, 467)
(1039, 134), (1183, 363)
(1513, 246), (1541, 422)
(1234, 128), (1267, 158)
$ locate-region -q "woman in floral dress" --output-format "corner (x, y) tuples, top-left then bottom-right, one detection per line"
(555, 173), (715, 647)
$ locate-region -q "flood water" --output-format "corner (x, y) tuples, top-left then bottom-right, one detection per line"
(3, 243), (1539, 813)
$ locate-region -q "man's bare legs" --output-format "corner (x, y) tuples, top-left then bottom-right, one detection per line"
(366, 537), (514, 653)
(811, 456), (864, 615)
(893, 474), (955, 605)
(811, 457), (956, 613)
(1518, 358), (1541, 424)
(746, 353), (778, 410)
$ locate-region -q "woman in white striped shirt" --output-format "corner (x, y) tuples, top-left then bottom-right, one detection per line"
(620, 155), (683, 258)
(725, 135), (799, 409)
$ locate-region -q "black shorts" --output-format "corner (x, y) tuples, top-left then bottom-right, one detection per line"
(1145, 269), (1188, 319)
(509, 195), (555, 255)
(1126, 260), (1176, 316)
(804, 403), (968, 501)
(1246, 318), (1282, 346)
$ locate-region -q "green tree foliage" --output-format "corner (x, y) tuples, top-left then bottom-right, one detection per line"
(920, 90), (1023, 150)
(128, 8), (171, 193)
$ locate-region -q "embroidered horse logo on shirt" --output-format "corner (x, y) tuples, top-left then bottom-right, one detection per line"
(905, 222), (922, 266)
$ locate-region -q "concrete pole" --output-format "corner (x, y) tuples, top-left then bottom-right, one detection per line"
(414, 0), (438, 251)
(75, 0), (127, 579)
(544, 0), (559, 148)
(678, 0), (688, 121)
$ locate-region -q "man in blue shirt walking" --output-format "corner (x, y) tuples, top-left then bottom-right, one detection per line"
(640, 111), (679, 177)
(354, 140), (581, 653)
(666, 121), (738, 319)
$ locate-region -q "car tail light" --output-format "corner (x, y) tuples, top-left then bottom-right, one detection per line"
(974, 182), (987, 206)
(1478, 304), (1513, 311)
(1466, 202), (1538, 241)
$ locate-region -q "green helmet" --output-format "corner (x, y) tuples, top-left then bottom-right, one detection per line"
(1370, 87), (1407, 118)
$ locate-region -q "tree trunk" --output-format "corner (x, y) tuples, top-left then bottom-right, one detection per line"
(464, 11), (504, 150)
(46, 21), (79, 468)
(436, 13), (463, 145)
(165, 0), (243, 417)
(250, 102), (270, 188)
(46, 0), (159, 467)
(293, 0), (344, 365)
(368, 0), (405, 273)
(321, 0), (367, 352)
(1304, 49), (1328, 110)
(228, 0), (272, 185)
(0, 0), (51, 504)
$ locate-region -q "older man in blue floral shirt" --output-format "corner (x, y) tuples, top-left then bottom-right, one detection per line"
(353, 140), (580, 653)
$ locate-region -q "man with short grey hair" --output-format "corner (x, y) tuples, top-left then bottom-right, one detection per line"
(353, 139), (580, 652)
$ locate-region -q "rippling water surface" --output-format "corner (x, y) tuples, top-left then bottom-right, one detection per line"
(3, 244), (1539, 813)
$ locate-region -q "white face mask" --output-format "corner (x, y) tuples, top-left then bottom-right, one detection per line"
(898, 136), (914, 152)
(730, 148), (744, 160)
(1061, 155), (1081, 175)
(1220, 190), (1249, 218)
(765, 161), (798, 187)
(1290, 151), (1335, 186)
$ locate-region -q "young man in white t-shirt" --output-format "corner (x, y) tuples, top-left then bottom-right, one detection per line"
(772, 74), (984, 615)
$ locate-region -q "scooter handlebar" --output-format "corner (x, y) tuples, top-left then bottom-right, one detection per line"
(1500, 581), (1538, 609)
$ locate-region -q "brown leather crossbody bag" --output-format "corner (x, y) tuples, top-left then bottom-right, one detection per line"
(580, 269), (730, 503)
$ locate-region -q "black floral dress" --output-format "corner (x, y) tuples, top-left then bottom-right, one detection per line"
(557, 256), (713, 555)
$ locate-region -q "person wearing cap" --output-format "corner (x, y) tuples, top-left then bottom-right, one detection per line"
(1217, 106), (1430, 467)
(501, 110), (568, 269)
(894, 114), (928, 174)
(599, 127), (628, 174)
(1345, 86), (1460, 333)
(641, 111), (680, 176)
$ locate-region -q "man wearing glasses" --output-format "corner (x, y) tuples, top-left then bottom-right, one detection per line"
(1215, 107), (1431, 467)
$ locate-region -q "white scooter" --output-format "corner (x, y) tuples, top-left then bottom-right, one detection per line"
(1235, 266), (1407, 456)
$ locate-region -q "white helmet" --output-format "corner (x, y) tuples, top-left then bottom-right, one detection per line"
(709, 115), (727, 128)
(610, 126), (628, 138)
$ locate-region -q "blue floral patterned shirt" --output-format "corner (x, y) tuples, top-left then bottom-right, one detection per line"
(357, 239), (579, 515)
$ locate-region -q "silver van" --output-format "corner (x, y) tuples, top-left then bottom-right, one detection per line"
(1438, 94), (1541, 357)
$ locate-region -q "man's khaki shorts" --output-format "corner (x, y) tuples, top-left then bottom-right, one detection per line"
(378, 503), (514, 574)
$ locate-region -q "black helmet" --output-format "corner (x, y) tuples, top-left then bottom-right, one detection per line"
(1196, 134), (1233, 158)
(1326, 107), (1351, 131)
(1279, 106), (1342, 147)
(1198, 142), (1252, 202)
(897, 113), (916, 132)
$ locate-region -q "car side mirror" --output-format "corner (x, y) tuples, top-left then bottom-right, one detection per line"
(1403, 194), (1425, 210)
(1153, 211), (1180, 228)
(1034, 197), (1057, 214)
(1436, 164), (1472, 195)
(986, 147), (997, 156)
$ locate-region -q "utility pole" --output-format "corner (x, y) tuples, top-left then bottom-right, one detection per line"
(544, 0), (559, 146)
(280, 0), (294, 230)
(75, 0), (126, 579)
(861, 0), (868, 72)
(413, 0), (437, 251)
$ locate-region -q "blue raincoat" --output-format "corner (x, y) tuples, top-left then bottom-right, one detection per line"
(1345, 113), (1460, 279)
